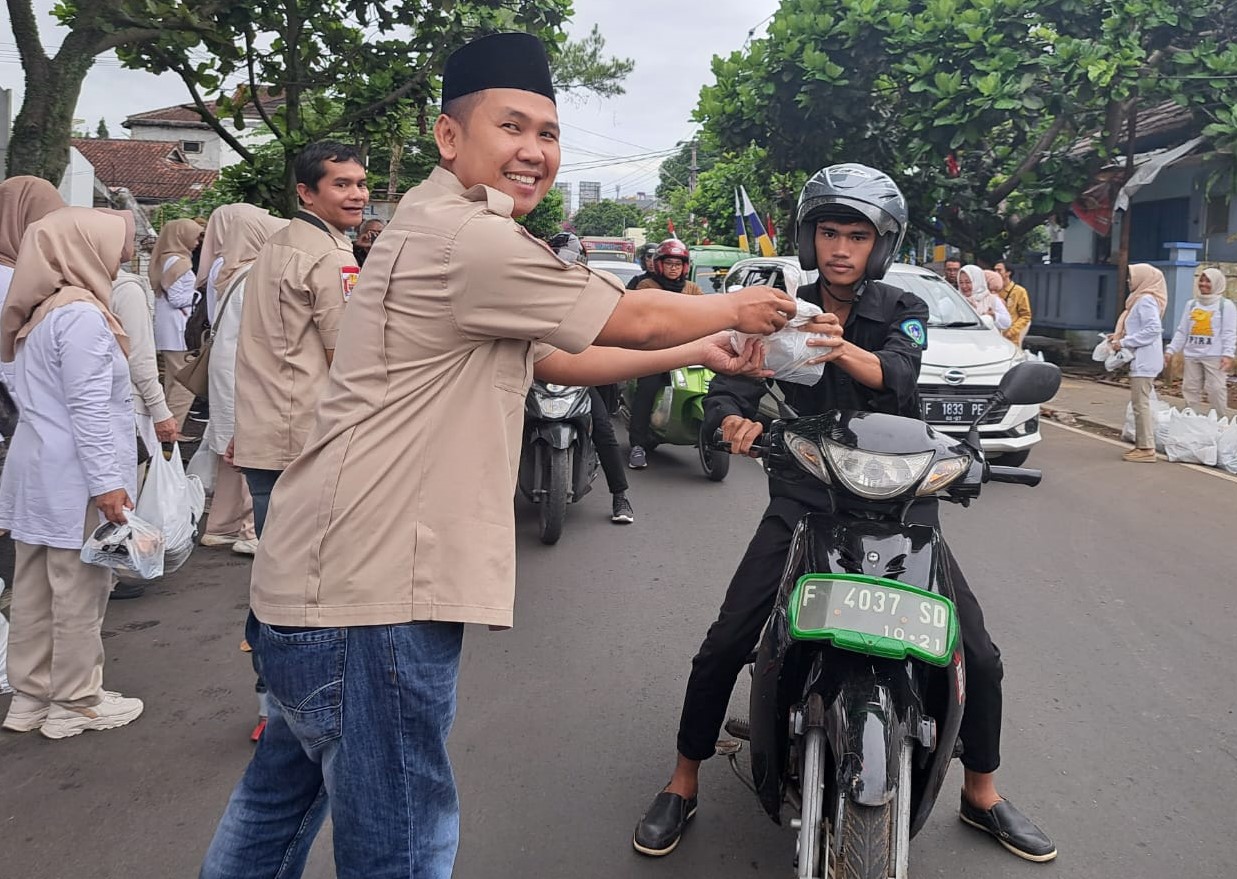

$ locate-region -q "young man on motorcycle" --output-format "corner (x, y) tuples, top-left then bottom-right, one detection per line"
(627, 243), (658, 290)
(627, 239), (706, 469)
(632, 164), (1056, 863)
(548, 233), (636, 523)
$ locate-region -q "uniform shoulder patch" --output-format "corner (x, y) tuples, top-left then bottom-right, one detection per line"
(900, 318), (927, 348)
(340, 265), (360, 301)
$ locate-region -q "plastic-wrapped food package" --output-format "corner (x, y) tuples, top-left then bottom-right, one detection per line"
(80, 515), (166, 581)
(731, 299), (828, 386)
(135, 418), (206, 576)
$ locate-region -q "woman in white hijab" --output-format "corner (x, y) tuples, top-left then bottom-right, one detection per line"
(0, 207), (144, 739)
(957, 264), (1011, 331)
(197, 205), (287, 557)
(1164, 267), (1235, 417)
(1110, 263), (1167, 462)
(148, 218), (203, 436)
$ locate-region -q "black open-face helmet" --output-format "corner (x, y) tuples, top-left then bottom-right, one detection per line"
(548, 232), (588, 266)
(796, 163), (908, 279)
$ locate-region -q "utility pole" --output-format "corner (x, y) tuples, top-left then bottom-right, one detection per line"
(615, 184), (621, 200)
(688, 140), (699, 194)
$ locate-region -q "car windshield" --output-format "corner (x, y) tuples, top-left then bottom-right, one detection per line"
(694, 267), (732, 292)
(887, 271), (982, 328)
(592, 262), (641, 285)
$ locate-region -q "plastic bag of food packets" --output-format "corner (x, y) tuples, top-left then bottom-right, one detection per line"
(81, 515), (166, 581)
(731, 299), (827, 386)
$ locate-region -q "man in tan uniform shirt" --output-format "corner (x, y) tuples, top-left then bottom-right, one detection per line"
(231, 140), (368, 534)
(202, 33), (795, 879)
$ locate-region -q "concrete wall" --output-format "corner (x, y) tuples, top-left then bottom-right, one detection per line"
(129, 123), (222, 170)
(57, 147), (97, 207)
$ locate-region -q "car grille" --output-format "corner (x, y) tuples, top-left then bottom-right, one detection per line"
(918, 384), (1009, 425)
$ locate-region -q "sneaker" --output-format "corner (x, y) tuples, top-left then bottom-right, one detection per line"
(232, 539), (258, 556)
(628, 446), (648, 469)
(108, 580), (146, 601)
(200, 534), (236, 548)
(3, 696), (50, 732)
(1123, 448), (1157, 463)
(611, 493), (635, 524)
(39, 691), (144, 740)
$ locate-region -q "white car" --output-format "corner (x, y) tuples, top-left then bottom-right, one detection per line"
(589, 259), (642, 288)
(724, 257), (1041, 464)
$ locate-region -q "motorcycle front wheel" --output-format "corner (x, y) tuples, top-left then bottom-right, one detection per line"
(697, 421), (730, 482)
(538, 447), (570, 545)
(837, 800), (894, 879)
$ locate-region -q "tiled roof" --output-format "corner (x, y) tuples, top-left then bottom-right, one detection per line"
(1064, 102), (1201, 161)
(70, 138), (219, 201)
(122, 89), (285, 130)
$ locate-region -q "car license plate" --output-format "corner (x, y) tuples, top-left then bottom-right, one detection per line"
(788, 574), (957, 665)
(922, 397), (990, 424)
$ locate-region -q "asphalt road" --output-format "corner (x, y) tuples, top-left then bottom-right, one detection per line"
(2, 423), (1235, 878)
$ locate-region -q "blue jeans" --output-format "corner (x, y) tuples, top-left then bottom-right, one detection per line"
(201, 614), (466, 879)
(241, 468), (283, 537)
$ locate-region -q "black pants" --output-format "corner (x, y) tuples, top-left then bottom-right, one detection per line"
(628, 374), (668, 450)
(589, 388), (627, 495)
(676, 515), (1003, 773)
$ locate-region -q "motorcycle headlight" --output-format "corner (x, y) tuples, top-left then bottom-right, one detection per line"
(539, 397), (572, 418)
(915, 455), (971, 496)
(543, 383), (571, 394)
(785, 431), (832, 484)
(823, 441), (933, 500)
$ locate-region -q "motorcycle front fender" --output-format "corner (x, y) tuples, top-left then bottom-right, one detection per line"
(823, 678), (900, 807)
(531, 421), (576, 451)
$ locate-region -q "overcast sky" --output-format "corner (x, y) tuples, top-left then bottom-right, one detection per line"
(1, 0), (782, 208)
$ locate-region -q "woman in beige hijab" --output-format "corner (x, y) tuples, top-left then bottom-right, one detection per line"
(0, 207), (144, 739)
(149, 218), (203, 436)
(1110, 263), (1166, 462)
(197, 205), (287, 557)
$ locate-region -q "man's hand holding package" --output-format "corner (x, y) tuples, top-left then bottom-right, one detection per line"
(696, 334), (772, 379)
(730, 286), (796, 334)
(801, 312), (847, 365)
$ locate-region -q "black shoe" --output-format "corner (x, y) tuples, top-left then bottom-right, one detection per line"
(632, 790), (697, 857)
(959, 796), (1057, 862)
(611, 493), (635, 524)
(109, 581), (146, 601)
(628, 446), (647, 469)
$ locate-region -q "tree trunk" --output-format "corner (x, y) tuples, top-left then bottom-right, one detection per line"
(388, 138), (405, 198)
(5, 41), (96, 182)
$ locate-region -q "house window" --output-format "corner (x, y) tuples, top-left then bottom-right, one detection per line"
(1205, 195), (1230, 236)
(181, 140), (204, 154)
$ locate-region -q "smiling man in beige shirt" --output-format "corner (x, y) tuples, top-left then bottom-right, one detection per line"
(202, 33), (795, 879)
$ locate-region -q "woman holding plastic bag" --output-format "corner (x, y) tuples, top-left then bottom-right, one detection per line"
(0, 207), (144, 739)
(1110, 264), (1167, 463)
(196, 205), (286, 555)
(957, 264), (1011, 331)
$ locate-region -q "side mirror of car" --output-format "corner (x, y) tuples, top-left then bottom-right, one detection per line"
(996, 360), (1062, 406)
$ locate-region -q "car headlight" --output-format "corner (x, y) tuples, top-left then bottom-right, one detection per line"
(915, 455), (971, 496)
(823, 440), (934, 500)
(785, 431), (832, 484)
(538, 397), (572, 418)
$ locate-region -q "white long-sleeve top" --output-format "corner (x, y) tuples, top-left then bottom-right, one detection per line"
(1120, 296), (1165, 378)
(153, 255), (195, 351)
(0, 302), (137, 549)
(204, 256), (224, 326)
(1166, 297), (1237, 360)
(111, 270), (174, 422)
(967, 292), (1012, 331)
(0, 265), (15, 393)
(202, 270), (249, 455)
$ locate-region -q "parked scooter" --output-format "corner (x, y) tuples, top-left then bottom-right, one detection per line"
(518, 380), (599, 545)
(714, 360), (1060, 879)
(622, 366), (730, 481)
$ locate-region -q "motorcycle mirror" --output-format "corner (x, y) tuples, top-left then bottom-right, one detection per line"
(996, 360), (1062, 406)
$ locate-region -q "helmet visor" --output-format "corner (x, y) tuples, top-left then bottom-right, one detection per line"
(799, 196), (901, 237)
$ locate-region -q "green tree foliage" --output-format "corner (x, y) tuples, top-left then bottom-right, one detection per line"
(572, 200), (646, 236)
(95, 118), (109, 139)
(516, 186), (566, 239)
(552, 24), (635, 99)
(696, 0), (1237, 259)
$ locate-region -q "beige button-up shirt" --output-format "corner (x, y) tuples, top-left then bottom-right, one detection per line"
(233, 211), (357, 470)
(250, 167), (624, 627)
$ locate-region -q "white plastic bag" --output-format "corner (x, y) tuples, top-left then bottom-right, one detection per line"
(1216, 422), (1237, 474)
(135, 418), (205, 575)
(186, 442), (217, 496)
(1121, 391), (1172, 446)
(731, 299), (827, 385)
(0, 597), (11, 695)
(1091, 333), (1111, 362)
(80, 515), (166, 581)
(1163, 408), (1222, 466)
(1104, 347), (1134, 372)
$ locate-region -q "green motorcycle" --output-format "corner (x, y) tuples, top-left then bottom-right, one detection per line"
(622, 365), (730, 481)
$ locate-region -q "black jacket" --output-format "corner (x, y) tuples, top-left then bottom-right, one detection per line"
(705, 279), (932, 523)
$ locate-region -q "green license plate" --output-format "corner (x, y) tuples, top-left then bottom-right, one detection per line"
(788, 574), (958, 666)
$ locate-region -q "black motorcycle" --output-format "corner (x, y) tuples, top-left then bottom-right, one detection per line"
(716, 360), (1060, 879)
(517, 380), (599, 545)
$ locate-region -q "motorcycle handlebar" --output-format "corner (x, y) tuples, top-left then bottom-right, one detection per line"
(987, 465), (1042, 487)
(710, 428), (769, 458)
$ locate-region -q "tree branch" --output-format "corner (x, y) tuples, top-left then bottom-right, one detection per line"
(989, 115), (1070, 205)
(173, 66), (257, 164)
(6, 0), (48, 73)
(246, 26), (284, 140)
(333, 67), (436, 131)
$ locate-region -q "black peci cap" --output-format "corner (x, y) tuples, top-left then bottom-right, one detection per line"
(441, 32), (556, 106)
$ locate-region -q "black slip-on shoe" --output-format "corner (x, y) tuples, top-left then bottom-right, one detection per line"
(632, 791), (697, 856)
(960, 796), (1057, 862)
